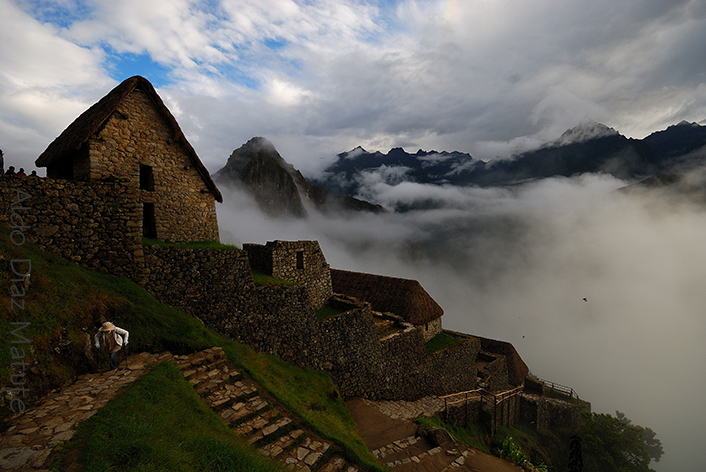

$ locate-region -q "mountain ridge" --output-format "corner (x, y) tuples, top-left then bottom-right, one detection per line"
(313, 120), (706, 199)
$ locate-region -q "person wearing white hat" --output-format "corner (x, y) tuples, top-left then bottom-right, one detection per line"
(94, 322), (129, 372)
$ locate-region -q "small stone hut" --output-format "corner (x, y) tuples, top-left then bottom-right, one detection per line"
(35, 75), (222, 243)
(243, 240), (333, 309)
(330, 269), (444, 342)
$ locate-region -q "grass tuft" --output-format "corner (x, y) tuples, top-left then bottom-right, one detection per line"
(315, 305), (346, 321)
(425, 331), (461, 356)
(142, 237), (240, 250)
(251, 271), (299, 287)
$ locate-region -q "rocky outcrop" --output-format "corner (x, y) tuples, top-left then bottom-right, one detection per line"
(215, 137), (384, 217)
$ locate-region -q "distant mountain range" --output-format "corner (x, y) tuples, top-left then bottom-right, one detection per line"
(214, 122), (706, 216)
(314, 121), (706, 197)
(214, 137), (384, 217)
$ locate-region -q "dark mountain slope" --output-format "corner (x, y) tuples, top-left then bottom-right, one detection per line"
(214, 137), (383, 217)
(642, 120), (706, 170)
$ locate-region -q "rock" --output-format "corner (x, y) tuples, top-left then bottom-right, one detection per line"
(0, 447), (36, 468)
(420, 426), (455, 447)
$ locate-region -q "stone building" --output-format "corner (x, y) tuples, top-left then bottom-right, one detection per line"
(330, 269), (444, 342)
(35, 75), (222, 243)
(243, 240), (333, 309)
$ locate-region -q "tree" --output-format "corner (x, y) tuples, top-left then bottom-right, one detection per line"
(574, 411), (663, 472)
(615, 411), (663, 462)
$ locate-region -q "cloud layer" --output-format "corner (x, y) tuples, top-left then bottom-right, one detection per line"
(2, 0), (706, 175)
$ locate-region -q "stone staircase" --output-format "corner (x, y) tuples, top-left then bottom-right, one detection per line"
(371, 433), (478, 471)
(0, 348), (361, 471)
(172, 347), (359, 472)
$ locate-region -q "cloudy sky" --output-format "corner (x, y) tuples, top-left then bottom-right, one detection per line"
(2, 0), (706, 176)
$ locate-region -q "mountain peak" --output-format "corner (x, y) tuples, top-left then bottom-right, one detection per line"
(242, 136), (277, 152)
(556, 121), (619, 145)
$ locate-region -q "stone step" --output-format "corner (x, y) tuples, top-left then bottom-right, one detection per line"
(248, 417), (294, 447)
(317, 455), (352, 472)
(371, 435), (418, 459)
(278, 436), (332, 471)
(233, 409), (281, 437)
(258, 428), (306, 459)
(221, 396), (271, 425)
(382, 445), (443, 469)
(181, 358), (229, 381)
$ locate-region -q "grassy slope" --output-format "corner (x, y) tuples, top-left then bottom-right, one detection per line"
(0, 224), (382, 471)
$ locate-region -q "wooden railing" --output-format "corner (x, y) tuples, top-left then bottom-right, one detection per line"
(440, 385), (524, 434)
(534, 376), (580, 402)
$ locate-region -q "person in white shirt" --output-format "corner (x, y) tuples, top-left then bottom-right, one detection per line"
(94, 322), (129, 372)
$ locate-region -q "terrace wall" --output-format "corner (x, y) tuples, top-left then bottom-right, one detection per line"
(519, 394), (590, 432)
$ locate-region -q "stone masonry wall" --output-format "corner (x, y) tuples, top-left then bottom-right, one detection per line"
(318, 299), (479, 400)
(420, 317), (443, 342)
(85, 88), (219, 243)
(318, 304), (385, 398)
(519, 394), (590, 432)
(0, 175), (143, 278)
(420, 338), (480, 396)
(140, 245), (257, 331)
(244, 240), (332, 309)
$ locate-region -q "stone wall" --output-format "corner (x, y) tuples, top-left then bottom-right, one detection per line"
(420, 317), (443, 342)
(444, 397), (483, 427)
(318, 301), (479, 400)
(244, 240), (332, 309)
(477, 352), (509, 393)
(97, 89), (219, 243)
(420, 338), (480, 396)
(520, 394), (590, 432)
(139, 245), (321, 368)
(0, 175), (143, 278)
(140, 245), (257, 330)
(318, 305), (385, 398)
(477, 336), (529, 386)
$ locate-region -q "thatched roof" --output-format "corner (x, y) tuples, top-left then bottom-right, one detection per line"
(330, 269), (443, 324)
(35, 76), (222, 202)
(478, 336), (529, 386)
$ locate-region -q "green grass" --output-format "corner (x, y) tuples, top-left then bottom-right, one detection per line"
(251, 271), (299, 287)
(315, 305), (346, 321)
(492, 426), (555, 470)
(425, 331), (461, 356)
(416, 416), (490, 453)
(1, 224), (381, 471)
(142, 237), (240, 250)
(52, 361), (284, 472)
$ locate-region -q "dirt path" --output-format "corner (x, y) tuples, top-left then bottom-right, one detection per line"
(346, 398), (523, 472)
